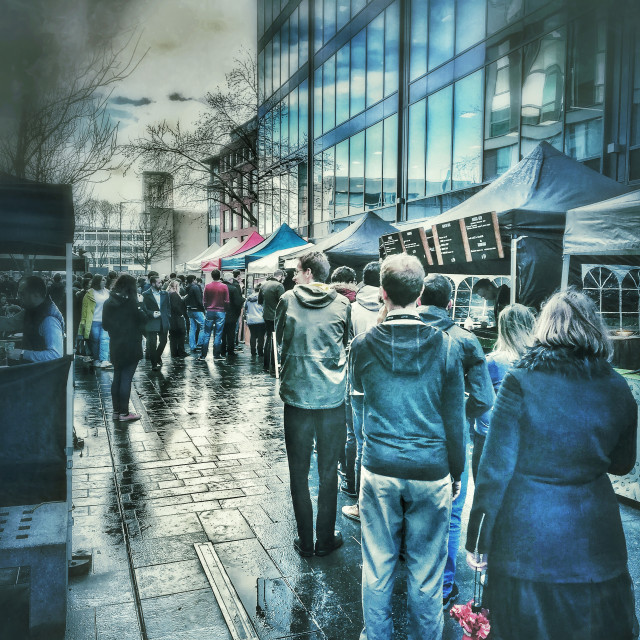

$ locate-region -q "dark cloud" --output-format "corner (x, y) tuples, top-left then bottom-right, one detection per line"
(168, 92), (192, 102)
(112, 96), (152, 106)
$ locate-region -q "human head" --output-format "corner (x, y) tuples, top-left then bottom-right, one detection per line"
(53, 273), (62, 283)
(112, 273), (138, 299)
(211, 269), (221, 281)
(178, 275), (186, 283)
(233, 269), (241, 279)
(106, 271), (118, 289)
(421, 274), (453, 309)
(91, 274), (106, 290)
(168, 279), (181, 293)
(495, 304), (536, 360)
(169, 272), (177, 279)
(296, 251), (330, 284)
(273, 269), (285, 282)
(82, 277), (92, 290)
(18, 276), (47, 309)
(362, 261), (381, 288)
(472, 278), (498, 302)
(186, 274), (197, 284)
(149, 275), (162, 291)
(331, 266), (357, 284)
(147, 270), (159, 282)
(533, 288), (612, 360)
(137, 277), (146, 289)
(380, 254), (425, 308)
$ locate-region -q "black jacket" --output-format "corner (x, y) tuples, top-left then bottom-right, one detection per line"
(184, 283), (204, 311)
(103, 292), (147, 366)
(169, 291), (189, 331)
(225, 279), (245, 319)
(142, 289), (171, 332)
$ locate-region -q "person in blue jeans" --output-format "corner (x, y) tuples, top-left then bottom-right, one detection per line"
(184, 274), (205, 352)
(198, 269), (229, 361)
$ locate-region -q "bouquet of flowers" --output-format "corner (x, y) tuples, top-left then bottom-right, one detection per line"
(450, 601), (490, 639)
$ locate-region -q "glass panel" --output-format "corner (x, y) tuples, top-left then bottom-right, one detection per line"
(621, 269), (640, 330)
(313, 152), (323, 222)
(289, 87), (299, 150)
(351, 0), (366, 18)
(258, 49), (265, 102)
(324, 0), (337, 44)
(453, 71), (483, 190)
(289, 169), (299, 228)
(583, 267), (620, 329)
(323, 55), (336, 134)
(265, 0), (272, 30)
(273, 104), (281, 161)
(565, 19), (605, 161)
(349, 131), (365, 213)
(258, 0), (265, 37)
(487, 0), (524, 36)
(337, 0), (350, 31)
(384, 2), (399, 97)
(383, 113), (398, 206)
(456, 0), (485, 54)
(429, 0), (454, 71)
(366, 13), (385, 107)
(272, 31), (281, 91)
(632, 35), (640, 147)
(350, 29), (366, 116)
(408, 99), (426, 200)
(314, 0), (323, 52)
(280, 23), (289, 84)
(299, 0), (309, 65)
(265, 40), (273, 98)
(410, 0), (428, 81)
(322, 147), (335, 220)
(265, 109), (274, 165)
(521, 29), (566, 157)
(290, 8), (299, 75)
(314, 66), (322, 137)
(299, 79), (309, 146)
(335, 139), (349, 218)
(336, 44), (350, 125)
(426, 86), (453, 195)
(365, 121), (383, 210)
(281, 98), (289, 157)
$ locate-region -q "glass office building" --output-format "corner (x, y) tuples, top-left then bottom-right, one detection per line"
(257, 0), (640, 240)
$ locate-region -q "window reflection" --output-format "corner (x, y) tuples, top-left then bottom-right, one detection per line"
(487, 0), (523, 36)
(456, 0), (485, 54)
(289, 169), (299, 228)
(336, 44), (350, 125)
(632, 36), (640, 148)
(290, 8), (299, 76)
(280, 23), (289, 85)
(408, 99), (426, 200)
(298, 161), (309, 230)
(313, 152), (323, 221)
(453, 71), (483, 189)
(337, 0), (350, 31)
(366, 13), (384, 107)
(289, 88), (299, 151)
(323, 55), (336, 134)
(335, 140), (349, 218)
(349, 131), (365, 213)
(273, 31), (281, 92)
(565, 19), (605, 162)
(410, 0), (428, 81)
(365, 122), (383, 209)
(314, 66), (322, 138)
(299, 0), (309, 66)
(314, 0), (323, 52)
(265, 40), (273, 99)
(351, 0), (366, 18)
(323, 147), (335, 220)
(484, 48), (521, 180)
(281, 98), (289, 158)
(583, 267), (620, 329)
(521, 29), (566, 156)
(621, 269), (640, 330)
(383, 114), (398, 206)
(426, 86), (452, 195)
(350, 29), (366, 116)
(384, 2), (399, 97)
(299, 79), (309, 147)
(324, 0), (337, 44)
(429, 0), (454, 71)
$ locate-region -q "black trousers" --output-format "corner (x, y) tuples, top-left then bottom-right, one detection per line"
(284, 403), (346, 549)
(169, 329), (187, 357)
(263, 319), (275, 372)
(111, 360), (138, 414)
(146, 330), (167, 366)
(221, 314), (239, 355)
(248, 324), (266, 355)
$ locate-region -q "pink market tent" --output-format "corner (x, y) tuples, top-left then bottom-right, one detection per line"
(200, 238), (241, 272)
(201, 231), (264, 272)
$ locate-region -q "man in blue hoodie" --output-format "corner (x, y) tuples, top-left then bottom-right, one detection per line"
(275, 251), (351, 558)
(349, 254), (466, 640)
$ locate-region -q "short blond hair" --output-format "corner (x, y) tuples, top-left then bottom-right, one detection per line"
(495, 304), (536, 360)
(534, 288), (612, 360)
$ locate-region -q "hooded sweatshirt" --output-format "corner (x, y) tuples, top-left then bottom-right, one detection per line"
(275, 283), (351, 409)
(350, 285), (381, 338)
(244, 293), (265, 325)
(349, 309), (466, 481)
(102, 292), (147, 366)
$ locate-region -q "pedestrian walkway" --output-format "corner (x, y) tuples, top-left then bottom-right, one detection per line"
(65, 350), (640, 640)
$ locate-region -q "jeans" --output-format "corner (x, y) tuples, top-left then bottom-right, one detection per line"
(263, 319), (275, 372)
(248, 323), (266, 355)
(187, 310), (205, 350)
(443, 446), (470, 598)
(111, 360), (138, 415)
(146, 330), (168, 367)
(99, 327), (110, 362)
(200, 310), (226, 358)
(350, 393), (365, 495)
(283, 403), (346, 549)
(359, 468), (451, 640)
(89, 321), (107, 363)
(342, 395), (356, 489)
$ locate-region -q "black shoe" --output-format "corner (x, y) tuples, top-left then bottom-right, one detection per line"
(340, 480), (358, 499)
(315, 531), (343, 557)
(443, 583), (459, 609)
(293, 537), (314, 558)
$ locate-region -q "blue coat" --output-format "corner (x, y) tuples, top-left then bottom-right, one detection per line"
(466, 345), (637, 583)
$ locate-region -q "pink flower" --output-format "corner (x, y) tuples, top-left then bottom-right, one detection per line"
(450, 601), (491, 640)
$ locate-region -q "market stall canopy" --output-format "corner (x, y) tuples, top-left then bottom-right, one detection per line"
(221, 224), (307, 271)
(179, 241), (220, 272)
(564, 190), (640, 256)
(200, 238), (241, 271)
(203, 232), (264, 271)
(247, 241), (312, 275)
(283, 212), (397, 272)
(0, 173), (74, 254)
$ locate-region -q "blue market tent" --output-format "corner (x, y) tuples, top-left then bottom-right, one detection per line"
(220, 223), (308, 271)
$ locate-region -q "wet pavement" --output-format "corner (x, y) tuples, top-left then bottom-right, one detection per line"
(61, 345), (640, 640)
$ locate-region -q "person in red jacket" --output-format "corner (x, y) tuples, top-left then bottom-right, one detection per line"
(198, 269), (229, 361)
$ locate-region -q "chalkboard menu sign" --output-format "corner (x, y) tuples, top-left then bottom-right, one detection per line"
(462, 212), (504, 261)
(379, 232), (404, 258)
(400, 227), (433, 266)
(432, 220), (468, 265)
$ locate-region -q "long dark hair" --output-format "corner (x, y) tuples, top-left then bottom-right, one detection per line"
(112, 273), (138, 301)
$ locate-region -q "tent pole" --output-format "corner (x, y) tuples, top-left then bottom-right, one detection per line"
(65, 242), (74, 563)
(561, 255), (570, 291)
(510, 236), (517, 305)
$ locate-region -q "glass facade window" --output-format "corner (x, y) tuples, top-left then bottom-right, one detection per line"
(456, 0), (486, 54)
(336, 44), (350, 125)
(487, 0), (524, 36)
(426, 86), (453, 195)
(324, 0), (337, 44)
(521, 29), (566, 157)
(299, 0), (309, 66)
(280, 23), (289, 85)
(272, 32), (281, 95)
(383, 114), (398, 206)
(410, 0), (428, 81)
(632, 36), (640, 148)
(366, 13), (384, 107)
(313, 152), (323, 221)
(337, 0), (350, 31)
(453, 70), (483, 189)
(289, 169), (299, 228)
(334, 139), (349, 218)
(384, 2), (399, 98)
(314, 0), (323, 52)
(323, 55), (336, 133)
(322, 147), (335, 219)
(281, 98), (289, 157)
(408, 99), (426, 200)
(350, 29), (366, 116)
(314, 66), (322, 137)
(365, 121), (383, 209)
(429, 0), (454, 71)
(289, 87), (299, 150)
(290, 7), (299, 75)
(349, 131), (365, 213)
(299, 79), (309, 147)
(298, 161), (309, 231)
(265, 40), (273, 100)
(351, 0), (366, 18)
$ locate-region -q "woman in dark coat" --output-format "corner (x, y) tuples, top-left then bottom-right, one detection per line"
(466, 288), (638, 640)
(102, 274), (147, 422)
(167, 279), (189, 358)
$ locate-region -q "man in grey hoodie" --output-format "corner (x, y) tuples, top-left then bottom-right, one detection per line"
(275, 251), (351, 558)
(350, 254), (466, 640)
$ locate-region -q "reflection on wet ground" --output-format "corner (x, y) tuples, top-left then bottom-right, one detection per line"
(61, 348), (640, 640)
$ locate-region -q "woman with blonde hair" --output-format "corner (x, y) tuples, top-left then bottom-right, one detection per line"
(471, 303), (535, 479)
(466, 289), (638, 640)
(167, 279), (189, 358)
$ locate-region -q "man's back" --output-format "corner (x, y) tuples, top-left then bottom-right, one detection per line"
(259, 279), (285, 321)
(203, 281), (229, 311)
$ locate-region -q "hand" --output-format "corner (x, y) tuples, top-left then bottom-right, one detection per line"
(153, 311), (161, 318)
(452, 480), (461, 501)
(466, 551), (488, 570)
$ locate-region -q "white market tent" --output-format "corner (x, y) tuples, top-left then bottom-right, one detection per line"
(200, 237), (242, 271)
(177, 241), (220, 273)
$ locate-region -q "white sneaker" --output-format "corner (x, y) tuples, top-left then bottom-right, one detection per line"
(100, 361), (113, 368)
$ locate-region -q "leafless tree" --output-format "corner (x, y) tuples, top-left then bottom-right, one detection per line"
(128, 209), (174, 271)
(74, 198), (120, 267)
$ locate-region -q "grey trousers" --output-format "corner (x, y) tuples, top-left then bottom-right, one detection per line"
(359, 468), (451, 640)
